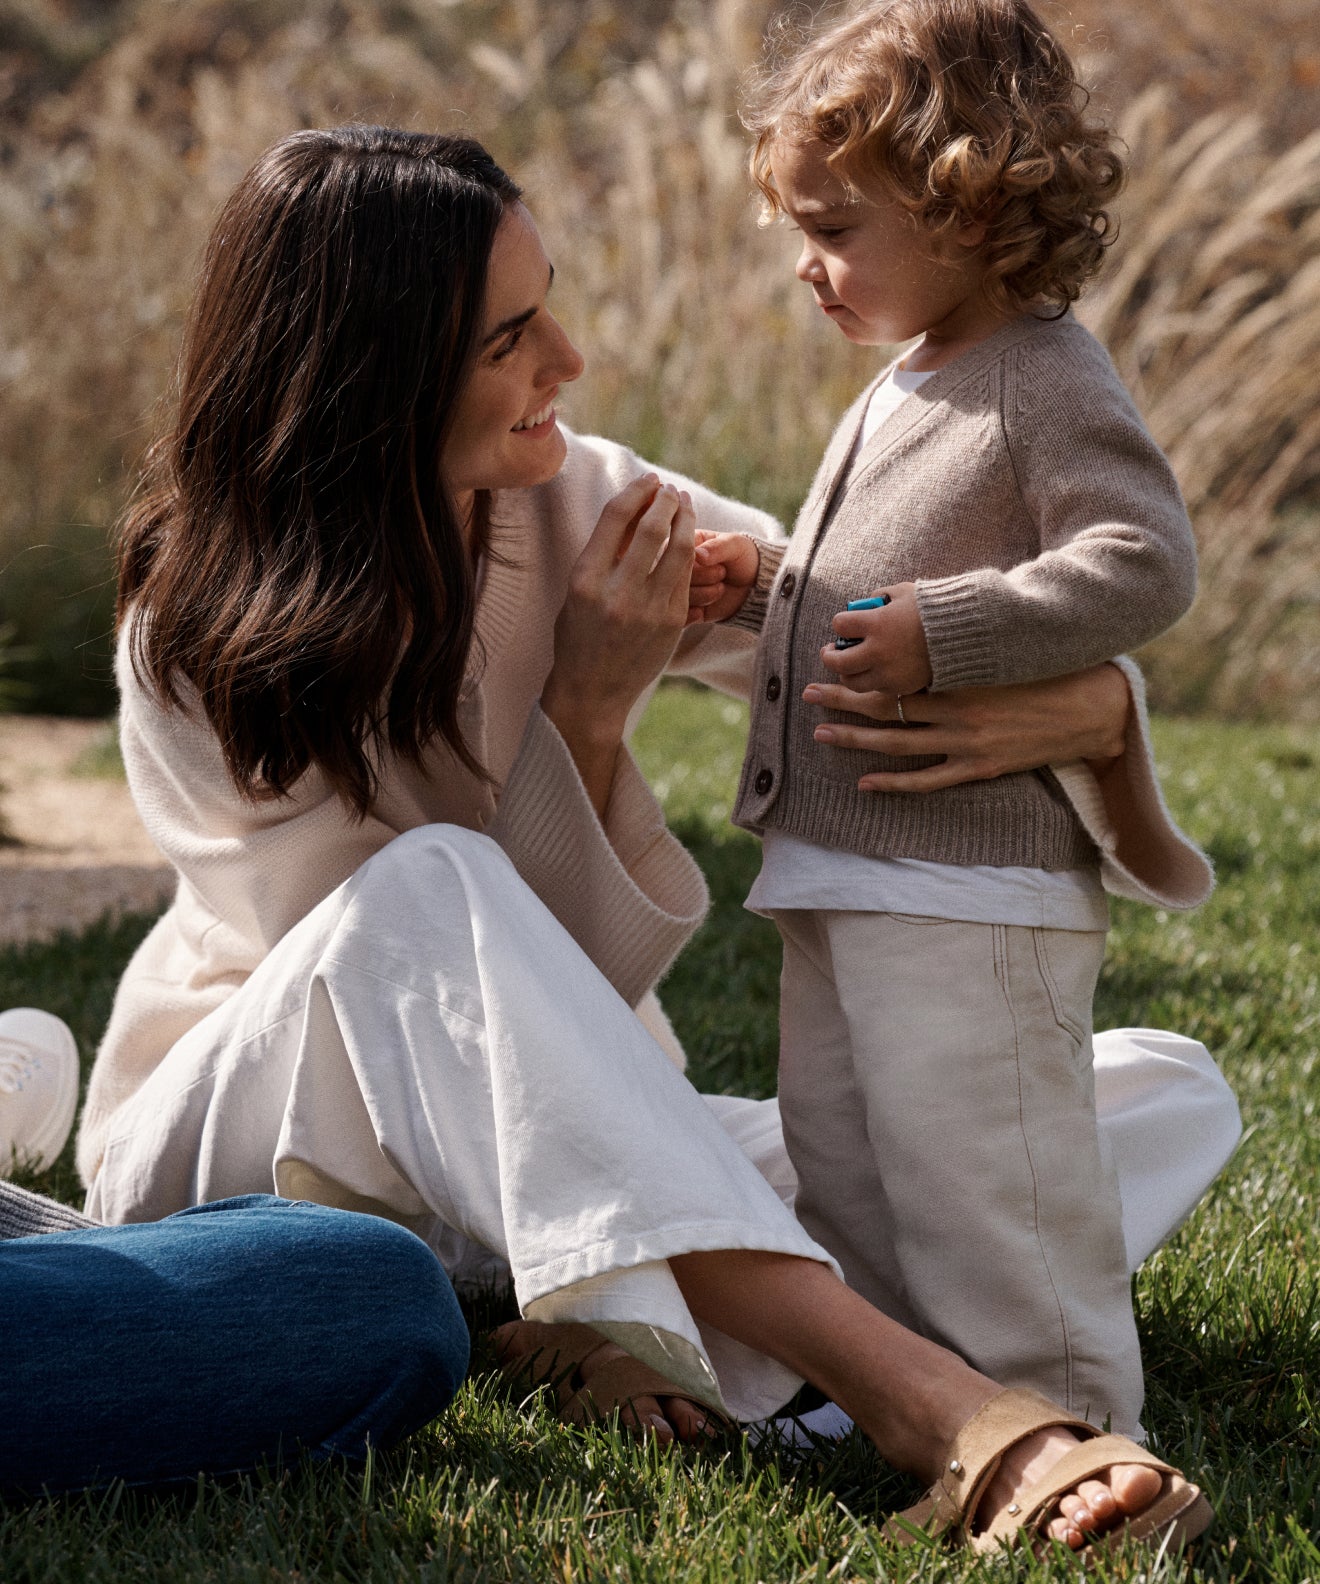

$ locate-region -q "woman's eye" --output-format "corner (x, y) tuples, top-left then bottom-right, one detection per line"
(490, 327), (524, 363)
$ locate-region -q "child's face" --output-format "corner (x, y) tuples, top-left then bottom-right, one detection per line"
(769, 137), (991, 352)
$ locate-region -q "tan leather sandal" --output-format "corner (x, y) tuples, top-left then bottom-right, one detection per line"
(886, 1387), (1214, 1555)
(493, 1320), (729, 1440)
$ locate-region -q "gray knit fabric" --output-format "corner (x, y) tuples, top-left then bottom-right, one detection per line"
(732, 311), (1198, 870)
(0, 1179), (97, 1239)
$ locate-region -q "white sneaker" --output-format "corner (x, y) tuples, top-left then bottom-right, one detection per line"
(0, 1009), (79, 1174)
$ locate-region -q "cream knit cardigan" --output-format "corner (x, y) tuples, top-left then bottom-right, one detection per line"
(77, 433), (771, 1182)
(77, 426), (1209, 1184)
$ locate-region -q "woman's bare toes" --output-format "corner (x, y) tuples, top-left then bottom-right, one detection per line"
(619, 1394), (676, 1443)
(981, 1429), (1172, 1551)
(659, 1395), (722, 1444)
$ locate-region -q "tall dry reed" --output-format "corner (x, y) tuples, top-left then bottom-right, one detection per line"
(1083, 88), (1320, 715)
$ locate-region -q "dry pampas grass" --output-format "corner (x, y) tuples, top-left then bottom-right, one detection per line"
(0, 0), (1316, 716)
(1083, 89), (1320, 715)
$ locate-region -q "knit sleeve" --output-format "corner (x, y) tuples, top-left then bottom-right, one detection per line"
(487, 705), (709, 1008)
(916, 328), (1199, 691)
(0, 1181), (98, 1238)
(116, 642), (400, 957)
(725, 538), (789, 637)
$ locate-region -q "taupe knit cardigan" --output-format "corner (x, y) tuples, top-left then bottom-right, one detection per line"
(732, 312), (1199, 872)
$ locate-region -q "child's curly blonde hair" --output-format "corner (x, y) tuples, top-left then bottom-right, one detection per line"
(744, 0), (1123, 316)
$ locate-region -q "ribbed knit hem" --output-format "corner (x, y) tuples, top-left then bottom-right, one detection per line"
(488, 707), (708, 1009)
(915, 573), (1002, 690)
(728, 540), (787, 635)
(0, 1180), (98, 1239)
(750, 763), (1099, 870)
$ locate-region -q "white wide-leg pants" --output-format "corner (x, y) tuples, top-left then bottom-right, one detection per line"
(87, 826), (1241, 1423)
(87, 827), (832, 1420)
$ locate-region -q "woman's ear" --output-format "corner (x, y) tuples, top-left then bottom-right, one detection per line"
(954, 217), (989, 249)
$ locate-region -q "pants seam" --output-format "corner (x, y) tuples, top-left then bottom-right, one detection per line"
(994, 921), (1076, 1411)
(1031, 929), (1087, 1048)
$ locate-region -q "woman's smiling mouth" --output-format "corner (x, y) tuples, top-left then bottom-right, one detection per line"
(513, 400), (557, 434)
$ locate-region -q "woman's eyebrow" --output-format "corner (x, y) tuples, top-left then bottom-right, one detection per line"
(481, 263), (555, 347)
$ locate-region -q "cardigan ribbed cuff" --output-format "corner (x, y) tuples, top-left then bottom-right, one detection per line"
(488, 707), (708, 1009)
(728, 540), (787, 636)
(0, 1180), (98, 1239)
(915, 573), (1001, 690)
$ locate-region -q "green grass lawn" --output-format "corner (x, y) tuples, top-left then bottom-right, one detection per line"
(2, 687), (1318, 1581)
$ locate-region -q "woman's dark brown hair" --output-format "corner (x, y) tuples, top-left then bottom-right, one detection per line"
(118, 126), (522, 815)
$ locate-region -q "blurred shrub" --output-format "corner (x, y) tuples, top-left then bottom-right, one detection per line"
(0, 0), (1316, 716)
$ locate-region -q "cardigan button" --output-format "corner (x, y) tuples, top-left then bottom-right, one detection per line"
(754, 768), (774, 795)
(765, 675), (781, 702)
(779, 573), (796, 598)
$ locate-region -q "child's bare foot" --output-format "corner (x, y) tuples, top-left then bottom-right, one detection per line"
(979, 1427), (1164, 1549)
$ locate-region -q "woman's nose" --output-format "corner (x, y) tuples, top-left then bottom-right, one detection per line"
(545, 314), (585, 386)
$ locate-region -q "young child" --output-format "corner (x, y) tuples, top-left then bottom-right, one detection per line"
(689, 0), (1203, 1436)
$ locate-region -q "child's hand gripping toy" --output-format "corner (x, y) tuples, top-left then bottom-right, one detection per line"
(833, 594), (890, 647)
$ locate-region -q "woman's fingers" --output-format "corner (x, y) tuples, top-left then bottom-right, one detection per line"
(802, 681), (931, 723)
(617, 481), (687, 579)
(577, 473), (664, 576)
(546, 478), (694, 743)
(655, 490), (697, 619)
(856, 763), (972, 792)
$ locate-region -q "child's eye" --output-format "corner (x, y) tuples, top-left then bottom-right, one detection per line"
(814, 226), (850, 242)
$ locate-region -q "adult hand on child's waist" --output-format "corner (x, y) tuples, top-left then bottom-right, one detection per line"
(803, 664), (1130, 793)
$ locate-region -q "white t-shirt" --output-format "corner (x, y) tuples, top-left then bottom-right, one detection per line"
(749, 365), (1106, 932)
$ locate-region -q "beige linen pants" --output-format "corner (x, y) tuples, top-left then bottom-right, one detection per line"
(773, 908), (1144, 1436)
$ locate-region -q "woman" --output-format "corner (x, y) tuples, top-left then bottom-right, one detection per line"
(79, 127), (1217, 1552)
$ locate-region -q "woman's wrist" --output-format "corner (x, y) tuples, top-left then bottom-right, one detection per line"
(1078, 662), (1132, 775)
(540, 674), (626, 819)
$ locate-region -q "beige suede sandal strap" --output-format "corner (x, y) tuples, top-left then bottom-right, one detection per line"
(560, 1355), (704, 1425)
(887, 1388), (1214, 1556)
(497, 1320), (729, 1435)
(973, 1433), (1186, 1550)
(886, 1388), (1099, 1545)
(496, 1321), (610, 1393)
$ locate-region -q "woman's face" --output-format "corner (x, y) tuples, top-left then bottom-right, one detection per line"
(442, 203), (585, 519)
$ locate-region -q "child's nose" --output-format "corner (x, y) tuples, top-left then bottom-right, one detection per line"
(795, 241), (825, 283)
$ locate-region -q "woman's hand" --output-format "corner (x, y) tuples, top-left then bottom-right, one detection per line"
(542, 474), (695, 812)
(804, 663), (1130, 792)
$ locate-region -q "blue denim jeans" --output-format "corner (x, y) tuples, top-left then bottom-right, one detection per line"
(0, 1195), (469, 1495)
